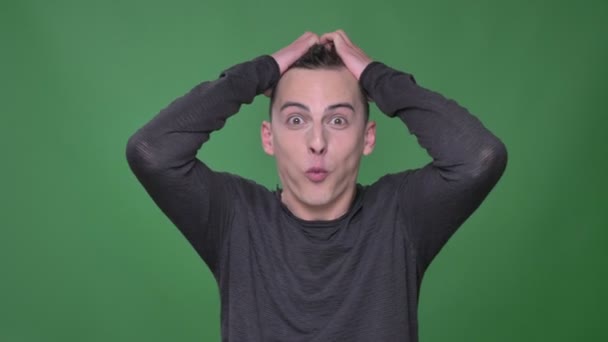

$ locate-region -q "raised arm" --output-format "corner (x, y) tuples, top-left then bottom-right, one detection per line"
(125, 55), (278, 275)
(361, 60), (508, 275)
(322, 30), (508, 275)
(125, 33), (319, 275)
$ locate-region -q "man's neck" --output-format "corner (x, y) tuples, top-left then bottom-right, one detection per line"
(280, 184), (357, 221)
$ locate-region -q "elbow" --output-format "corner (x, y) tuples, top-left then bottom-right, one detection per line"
(125, 133), (164, 174)
(468, 138), (508, 183)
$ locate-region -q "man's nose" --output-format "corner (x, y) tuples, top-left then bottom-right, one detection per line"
(307, 124), (327, 155)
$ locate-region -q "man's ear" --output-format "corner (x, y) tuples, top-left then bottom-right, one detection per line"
(363, 121), (376, 156)
(261, 120), (274, 155)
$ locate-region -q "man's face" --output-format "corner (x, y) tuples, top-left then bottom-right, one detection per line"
(261, 67), (376, 215)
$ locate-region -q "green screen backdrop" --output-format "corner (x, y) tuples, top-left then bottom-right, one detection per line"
(2, 0), (607, 341)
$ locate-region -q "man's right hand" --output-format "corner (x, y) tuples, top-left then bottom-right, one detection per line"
(270, 32), (320, 75)
(320, 30), (372, 81)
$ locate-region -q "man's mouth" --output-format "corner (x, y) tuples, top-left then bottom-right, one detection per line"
(305, 167), (329, 183)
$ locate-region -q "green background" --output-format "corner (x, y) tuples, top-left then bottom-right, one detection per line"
(2, 0), (607, 341)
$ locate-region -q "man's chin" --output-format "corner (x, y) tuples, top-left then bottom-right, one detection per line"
(299, 191), (334, 209)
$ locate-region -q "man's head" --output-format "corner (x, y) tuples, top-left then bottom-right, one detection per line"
(269, 44), (369, 121)
(261, 44), (376, 220)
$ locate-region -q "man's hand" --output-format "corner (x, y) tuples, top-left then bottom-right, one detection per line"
(271, 32), (320, 75)
(320, 30), (372, 81)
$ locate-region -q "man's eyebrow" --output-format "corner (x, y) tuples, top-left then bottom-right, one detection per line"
(279, 101), (309, 112)
(326, 102), (355, 112)
(279, 102), (355, 113)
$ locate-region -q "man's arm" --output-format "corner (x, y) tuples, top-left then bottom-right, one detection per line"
(125, 32), (319, 276)
(361, 61), (508, 276)
(322, 30), (508, 275)
(125, 55), (280, 275)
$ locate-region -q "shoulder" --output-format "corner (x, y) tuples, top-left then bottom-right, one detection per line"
(365, 169), (416, 195)
(220, 171), (276, 205)
(358, 169), (417, 210)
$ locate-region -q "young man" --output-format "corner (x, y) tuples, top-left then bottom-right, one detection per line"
(126, 30), (508, 341)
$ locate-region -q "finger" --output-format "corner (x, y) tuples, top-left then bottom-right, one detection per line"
(336, 30), (368, 59)
(320, 32), (346, 50)
(272, 32), (320, 75)
(293, 32), (317, 47)
(319, 31), (338, 44)
(298, 31), (315, 40)
(335, 29), (353, 46)
(302, 31), (319, 42)
(301, 32), (320, 50)
(322, 30), (351, 48)
(307, 33), (321, 47)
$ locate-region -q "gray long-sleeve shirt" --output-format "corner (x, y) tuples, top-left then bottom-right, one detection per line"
(125, 55), (508, 341)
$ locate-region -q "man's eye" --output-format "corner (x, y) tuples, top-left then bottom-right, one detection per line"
(329, 116), (347, 126)
(287, 116), (304, 125)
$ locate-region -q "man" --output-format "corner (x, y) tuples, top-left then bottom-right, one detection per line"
(126, 30), (508, 341)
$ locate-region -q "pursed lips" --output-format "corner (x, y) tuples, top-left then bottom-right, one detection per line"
(305, 167), (329, 183)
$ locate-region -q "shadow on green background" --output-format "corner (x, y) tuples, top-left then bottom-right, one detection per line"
(1, 0), (606, 341)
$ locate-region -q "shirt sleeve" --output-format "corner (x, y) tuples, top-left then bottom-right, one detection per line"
(125, 55), (280, 276)
(359, 61), (508, 276)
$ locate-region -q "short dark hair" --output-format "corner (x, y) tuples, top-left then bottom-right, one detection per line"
(269, 44), (370, 121)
